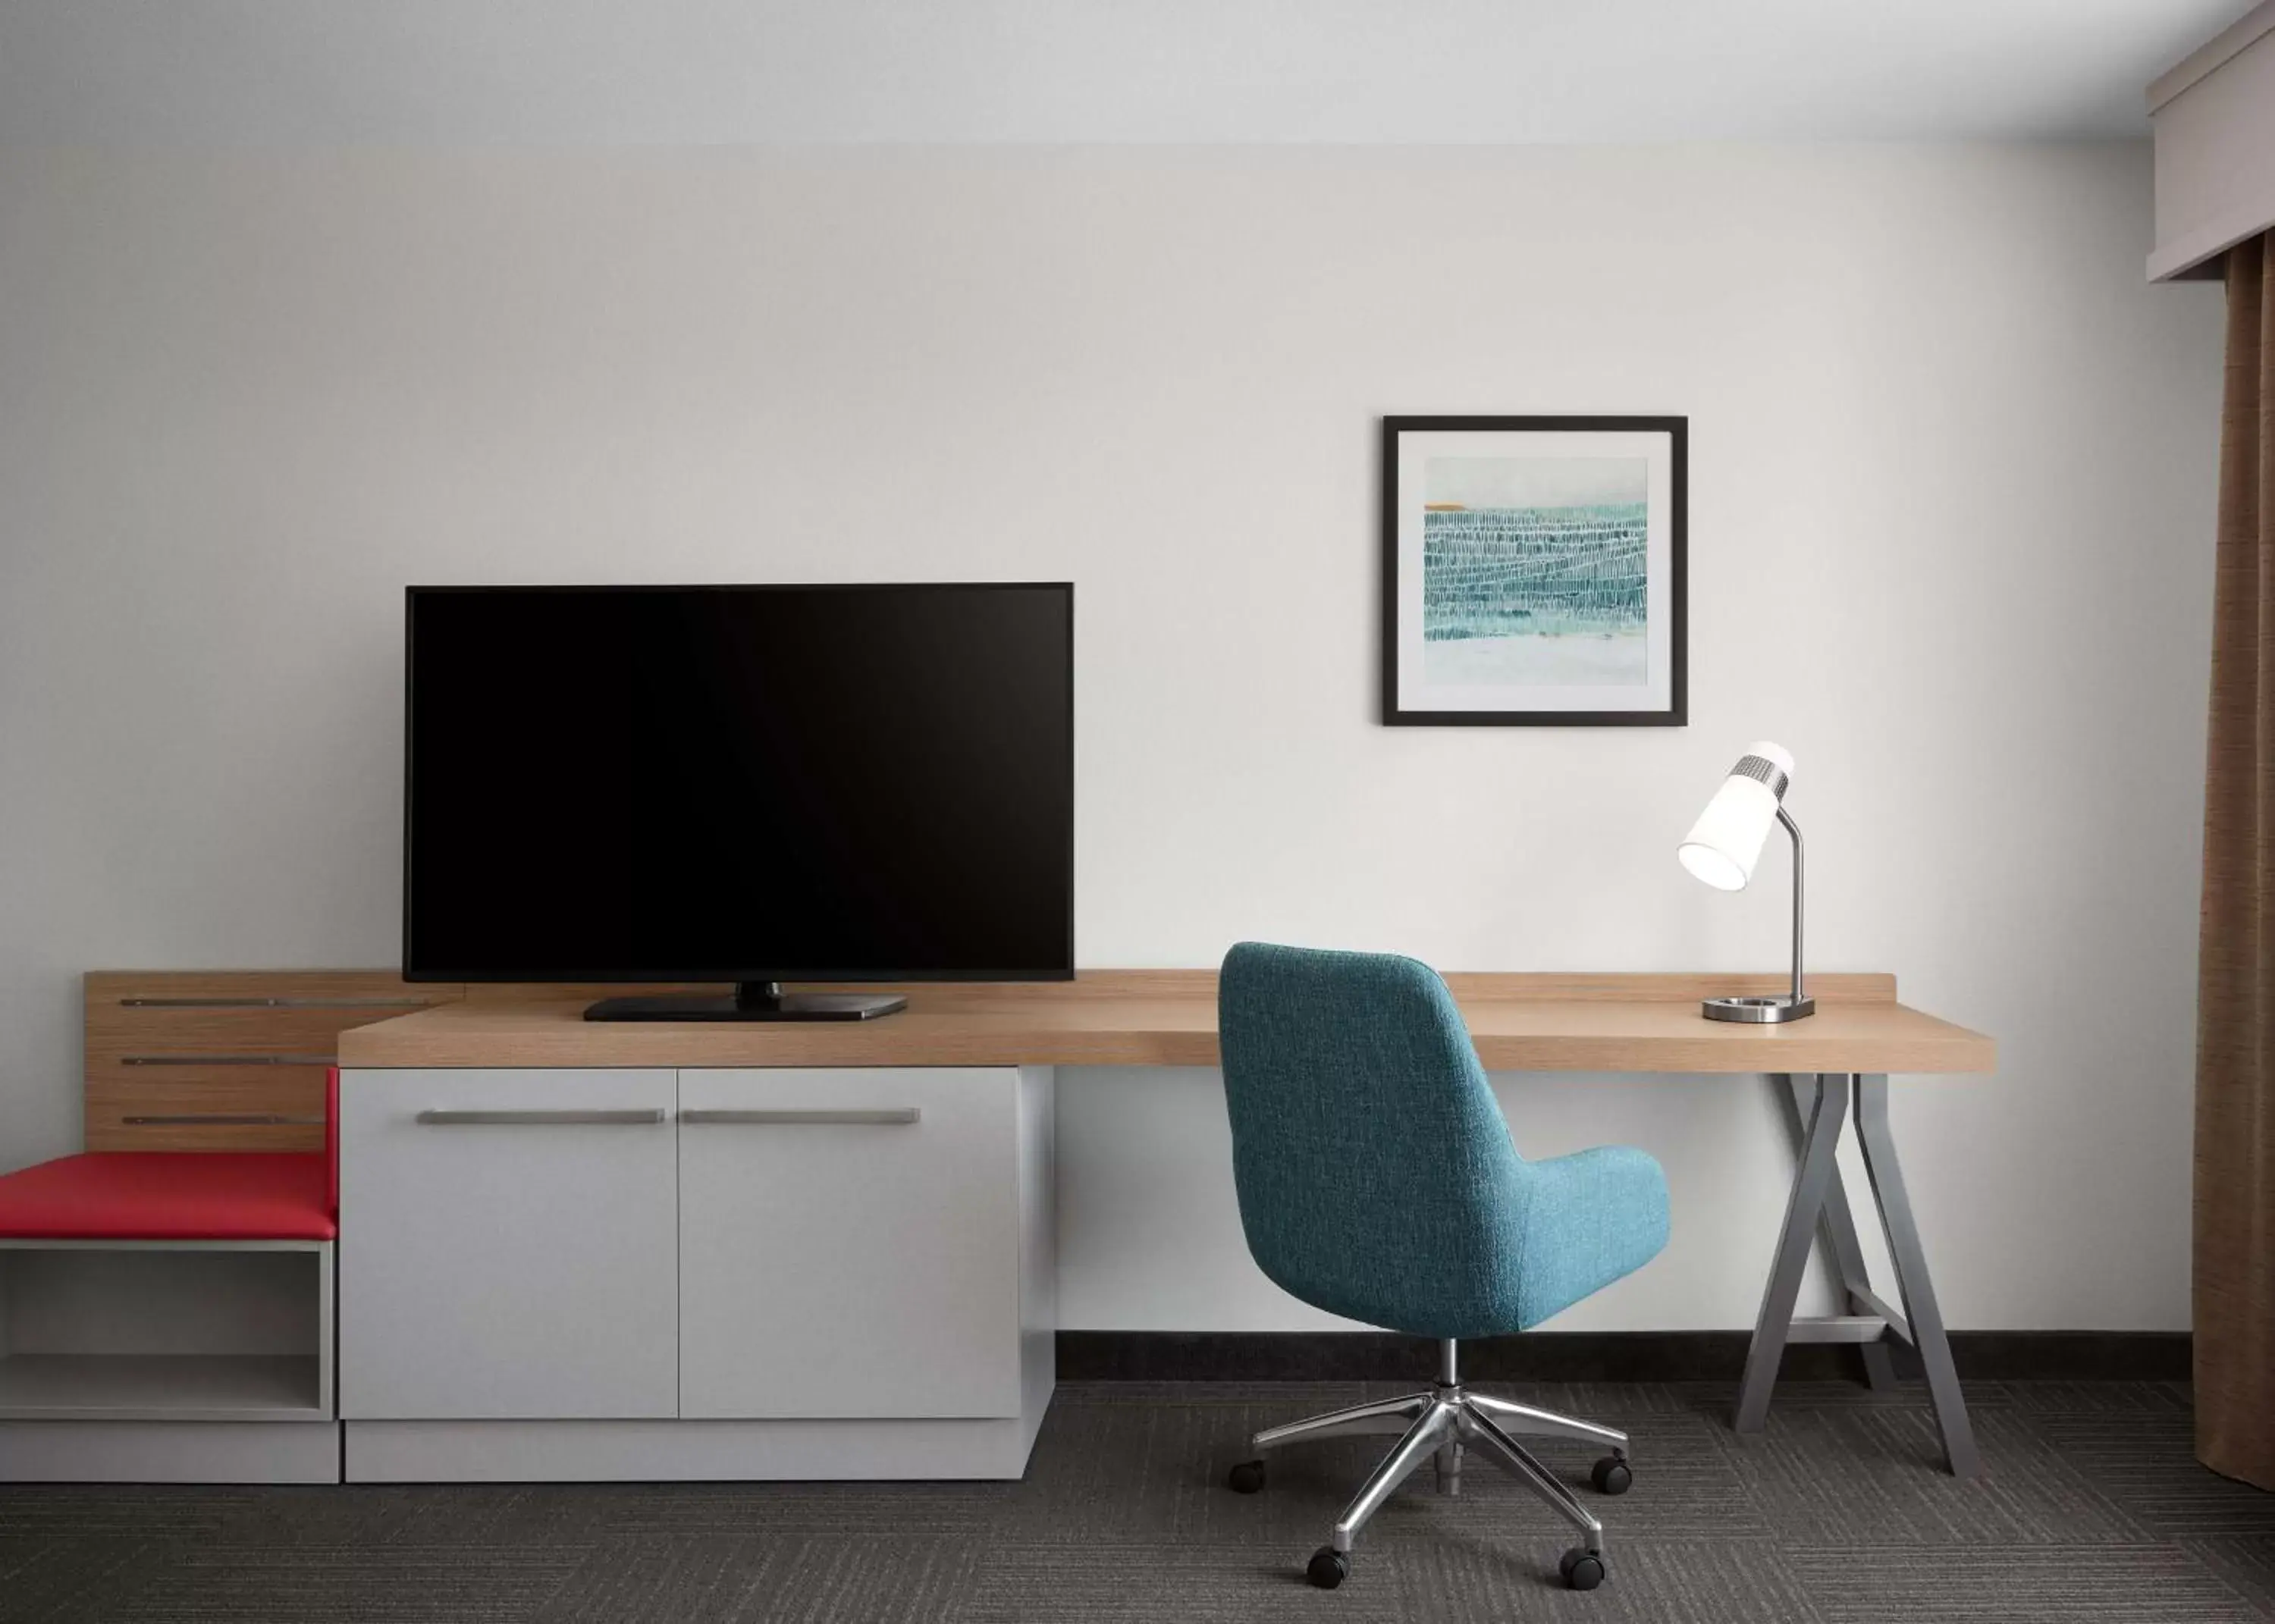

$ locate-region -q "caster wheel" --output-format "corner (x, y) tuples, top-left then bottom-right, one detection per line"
(1307, 1547), (1350, 1589)
(1559, 1547), (1607, 1591)
(1590, 1456), (1632, 1496)
(1227, 1459), (1266, 1494)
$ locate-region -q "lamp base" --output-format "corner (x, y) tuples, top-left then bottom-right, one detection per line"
(1702, 995), (1816, 1024)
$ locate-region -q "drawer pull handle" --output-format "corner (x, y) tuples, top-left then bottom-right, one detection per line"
(120, 997), (433, 1010)
(122, 1113), (326, 1127)
(415, 1108), (667, 1126)
(680, 1108), (921, 1127)
(122, 1053), (337, 1067)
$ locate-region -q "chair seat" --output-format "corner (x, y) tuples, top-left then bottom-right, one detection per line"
(0, 1152), (336, 1241)
(1508, 1143), (1671, 1330)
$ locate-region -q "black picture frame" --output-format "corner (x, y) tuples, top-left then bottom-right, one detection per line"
(1381, 415), (1687, 726)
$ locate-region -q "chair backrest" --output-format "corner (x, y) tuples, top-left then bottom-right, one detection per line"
(1218, 941), (1533, 1334)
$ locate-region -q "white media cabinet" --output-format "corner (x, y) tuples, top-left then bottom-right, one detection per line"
(337, 1063), (1055, 1483)
(339, 1064), (1056, 1483)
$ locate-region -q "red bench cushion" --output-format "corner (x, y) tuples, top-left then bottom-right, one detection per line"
(0, 1152), (336, 1241)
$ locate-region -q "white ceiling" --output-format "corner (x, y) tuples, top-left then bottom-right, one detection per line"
(0, 0), (2251, 144)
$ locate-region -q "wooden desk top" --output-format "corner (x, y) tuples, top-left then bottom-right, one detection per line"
(336, 971), (1994, 1074)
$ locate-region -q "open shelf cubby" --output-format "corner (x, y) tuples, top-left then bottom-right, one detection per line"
(0, 1240), (333, 1423)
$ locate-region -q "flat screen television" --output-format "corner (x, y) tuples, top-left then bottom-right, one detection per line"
(404, 583), (1074, 1020)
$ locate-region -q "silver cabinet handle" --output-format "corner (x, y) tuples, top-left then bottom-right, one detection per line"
(120, 997), (431, 1010)
(122, 1054), (338, 1067)
(679, 1108), (921, 1127)
(124, 1113), (326, 1126)
(415, 1108), (667, 1126)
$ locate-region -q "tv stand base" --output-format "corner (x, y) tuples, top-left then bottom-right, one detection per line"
(584, 982), (908, 1022)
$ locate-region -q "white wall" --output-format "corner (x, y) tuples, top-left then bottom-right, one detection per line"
(0, 144), (2223, 1330)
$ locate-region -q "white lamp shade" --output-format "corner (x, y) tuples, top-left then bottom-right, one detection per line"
(1677, 740), (1794, 892)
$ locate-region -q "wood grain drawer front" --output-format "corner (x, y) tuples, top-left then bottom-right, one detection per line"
(338, 1069), (678, 1422)
(85, 1065), (333, 1151)
(85, 973), (453, 1151)
(677, 1068), (1024, 1421)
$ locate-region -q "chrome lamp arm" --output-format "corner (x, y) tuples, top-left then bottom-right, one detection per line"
(1779, 805), (1804, 1009)
(1700, 805), (1815, 1024)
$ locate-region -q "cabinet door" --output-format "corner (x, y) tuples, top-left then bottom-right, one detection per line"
(340, 1068), (678, 1420)
(678, 1068), (1022, 1419)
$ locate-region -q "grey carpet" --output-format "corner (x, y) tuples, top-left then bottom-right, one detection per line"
(2, 1379), (2271, 1622)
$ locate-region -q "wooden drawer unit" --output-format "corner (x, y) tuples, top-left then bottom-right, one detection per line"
(84, 972), (449, 1152)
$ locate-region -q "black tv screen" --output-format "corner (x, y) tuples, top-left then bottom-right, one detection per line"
(404, 584), (1073, 983)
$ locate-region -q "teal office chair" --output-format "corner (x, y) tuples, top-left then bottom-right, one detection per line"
(1218, 942), (1671, 1592)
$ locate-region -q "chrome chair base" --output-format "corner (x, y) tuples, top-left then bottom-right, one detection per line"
(1228, 1340), (1630, 1591)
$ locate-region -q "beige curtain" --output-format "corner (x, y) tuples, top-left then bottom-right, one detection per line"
(2198, 230), (2275, 1491)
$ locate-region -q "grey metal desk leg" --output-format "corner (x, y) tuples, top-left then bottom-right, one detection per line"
(1735, 1073), (1849, 1434)
(1778, 1074), (1897, 1394)
(1854, 1074), (1979, 1478)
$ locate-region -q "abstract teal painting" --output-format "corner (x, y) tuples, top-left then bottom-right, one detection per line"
(1421, 456), (1648, 686)
(1384, 419), (1686, 726)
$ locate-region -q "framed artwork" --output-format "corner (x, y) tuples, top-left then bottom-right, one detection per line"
(1382, 415), (1686, 726)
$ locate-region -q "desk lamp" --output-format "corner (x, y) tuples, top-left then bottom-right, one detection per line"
(1678, 741), (1815, 1023)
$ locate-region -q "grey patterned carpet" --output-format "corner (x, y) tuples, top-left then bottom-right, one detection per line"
(2, 1379), (2271, 1622)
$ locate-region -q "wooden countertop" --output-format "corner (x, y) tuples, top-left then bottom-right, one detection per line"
(336, 971), (1994, 1074)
